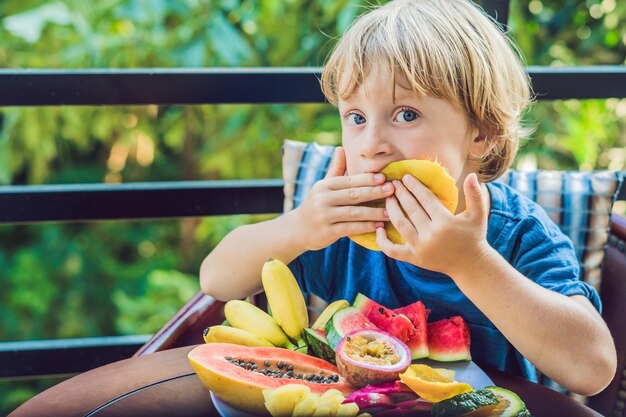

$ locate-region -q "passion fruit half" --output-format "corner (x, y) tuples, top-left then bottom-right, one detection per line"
(335, 329), (411, 388)
(349, 159), (459, 251)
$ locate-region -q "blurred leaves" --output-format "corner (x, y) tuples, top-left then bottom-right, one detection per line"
(0, 0), (625, 413)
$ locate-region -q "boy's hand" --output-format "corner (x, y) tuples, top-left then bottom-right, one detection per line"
(377, 172), (491, 277)
(292, 147), (394, 251)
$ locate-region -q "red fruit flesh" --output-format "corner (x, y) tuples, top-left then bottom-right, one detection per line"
(393, 301), (430, 360)
(427, 316), (471, 361)
(353, 294), (415, 343)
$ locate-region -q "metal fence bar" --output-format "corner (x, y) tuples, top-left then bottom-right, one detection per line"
(0, 335), (151, 379)
(1, 66), (625, 106)
(0, 177), (623, 225)
(482, 0), (510, 26)
(0, 180), (284, 224)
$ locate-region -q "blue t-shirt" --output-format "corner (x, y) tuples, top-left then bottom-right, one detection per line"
(288, 181), (601, 382)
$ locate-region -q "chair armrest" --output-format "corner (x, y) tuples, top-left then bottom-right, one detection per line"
(134, 291), (225, 356)
(587, 213), (626, 416)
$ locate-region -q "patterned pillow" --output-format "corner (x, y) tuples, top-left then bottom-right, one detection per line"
(282, 139), (623, 291)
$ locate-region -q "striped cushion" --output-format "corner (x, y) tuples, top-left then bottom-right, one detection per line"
(499, 171), (622, 289)
(282, 140), (623, 290)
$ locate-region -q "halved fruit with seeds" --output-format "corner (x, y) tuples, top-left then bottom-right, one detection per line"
(335, 329), (411, 388)
(188, 343), (354, 415)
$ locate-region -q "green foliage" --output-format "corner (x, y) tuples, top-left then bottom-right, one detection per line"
(0, 0), (625, 413)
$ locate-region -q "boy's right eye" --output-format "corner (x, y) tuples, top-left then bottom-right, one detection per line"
(347, 113), (366, 125)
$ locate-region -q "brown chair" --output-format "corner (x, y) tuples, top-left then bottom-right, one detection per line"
(587, 214), (626, 416)
(135, 213), (626, 416)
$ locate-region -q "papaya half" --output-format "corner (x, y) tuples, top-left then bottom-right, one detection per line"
(350, 159), (459, 251)
(188, 343), (355, 415)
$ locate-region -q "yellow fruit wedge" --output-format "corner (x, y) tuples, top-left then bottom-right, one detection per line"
(263, 384), (311, 417)
(350, 159), (458, 251)
(399, 364), (473, 403)
(319, 389), (346, 412)
(292, 393), (320, 417)
(335, 402), (360, 417)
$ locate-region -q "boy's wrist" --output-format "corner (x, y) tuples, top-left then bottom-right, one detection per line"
(445, 241), (498, 285)
(281, 208), (309, 255)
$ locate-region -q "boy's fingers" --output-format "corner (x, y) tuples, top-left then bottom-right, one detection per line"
(326, 173), (387, 191)
(376, 227), (412, 261)
(400, 175), (442, 219)
(325, 146), (347, 178)
(463, 173), (487, 221)
(327, 205), (389, 222)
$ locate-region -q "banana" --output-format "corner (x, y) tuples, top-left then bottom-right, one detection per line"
(224, 299), (295, 349)
(203, 325), (274, 347)
(311, 299), (350, 330)
(261, 258), (309, 344)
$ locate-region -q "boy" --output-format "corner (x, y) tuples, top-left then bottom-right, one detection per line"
(200, 0), (615, 395)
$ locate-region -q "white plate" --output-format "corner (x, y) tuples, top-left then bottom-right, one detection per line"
(411, 358), (494, 390)
(211, 391), (257, 417)
(209, 360), (494, 417)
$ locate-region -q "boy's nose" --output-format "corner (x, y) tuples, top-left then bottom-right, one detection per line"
(360, 123), (392, 159)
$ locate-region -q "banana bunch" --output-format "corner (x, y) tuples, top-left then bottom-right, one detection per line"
(262, 258), (309, 349)
(263, 384), (365, 417)
(202, 258), (309, 351)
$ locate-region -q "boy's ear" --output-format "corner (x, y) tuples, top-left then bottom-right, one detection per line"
(469, 133), (496, 159)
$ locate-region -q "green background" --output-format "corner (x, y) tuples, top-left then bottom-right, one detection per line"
(0, 0), (625, 413)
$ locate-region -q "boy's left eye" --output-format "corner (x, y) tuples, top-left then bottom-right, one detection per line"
(394, 109), (418, 123)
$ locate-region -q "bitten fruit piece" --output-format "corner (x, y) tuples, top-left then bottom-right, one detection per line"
(349, 159), (458, 251)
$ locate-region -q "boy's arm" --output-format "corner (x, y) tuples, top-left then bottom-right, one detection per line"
(379, 173), (616, 396)
(199, 209), (307, 300)
(452, 249), (616, 397)
(200, 147), (394, 301)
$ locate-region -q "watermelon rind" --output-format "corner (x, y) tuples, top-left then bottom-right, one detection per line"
(428, 317), (471, 362)
(484, 386), (531, 417)
(303, 328), (336, 364)
(431, 389), (499, 417)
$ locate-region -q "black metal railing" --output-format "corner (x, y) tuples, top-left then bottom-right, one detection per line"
(1, 0), (625, 378)
(1, 66), (624, 380)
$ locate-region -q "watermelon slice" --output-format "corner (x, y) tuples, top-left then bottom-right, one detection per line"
(427, 316), (471, 361)
(353, 293), (429, 360)
(325, 306), (377, 350)
(393, 301), (429, 360)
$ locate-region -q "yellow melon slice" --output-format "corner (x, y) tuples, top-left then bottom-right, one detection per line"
(399, 364), (473, 403)
(349, 160), (459, 251)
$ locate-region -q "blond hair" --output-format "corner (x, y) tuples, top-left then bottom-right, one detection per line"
(321, 0), (532, 182)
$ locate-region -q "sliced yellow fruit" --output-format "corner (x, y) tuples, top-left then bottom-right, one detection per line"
(292, 393), (320, 417)
(335, 402), (360, 417)
(399, 364), (473, 403)
(263, 384), (310, 417)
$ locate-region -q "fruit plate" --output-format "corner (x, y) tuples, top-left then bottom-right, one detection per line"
(211, 391), (257, 417)
(412, 358), (494, 390)
(209, 360), (494, 417)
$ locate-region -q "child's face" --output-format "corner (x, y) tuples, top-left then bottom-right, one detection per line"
(337, 63), (484, 187)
